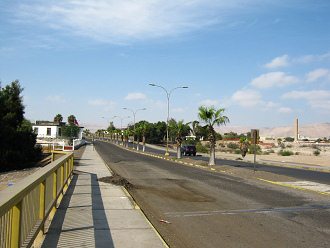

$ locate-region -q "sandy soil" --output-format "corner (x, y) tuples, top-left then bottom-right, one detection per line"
(215, 146), (330, 167)
(0, 167), (41, 191)
(0, 147), (86, 192)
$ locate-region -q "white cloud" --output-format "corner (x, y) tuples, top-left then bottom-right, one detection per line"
(231, 89), (261, 107)
(283, 90), (330, 100)
(46, 95), (66, 103)
(278, 107), (292, 113)
(260, 101), (279, 111)
(264, 101), (278, 108)
(306, 68), (330, 82)
(294, 52), (330, 64)
(88, 98), (115, 108)
(251, 72), (298, 89)
(282, 90), (330, 110)
(199, 99), (219, 107)
(125, 92), (146, 100)
(14, 1), (266, 44)
(264, 54), (289, 69)
(265, 52), (330, 69)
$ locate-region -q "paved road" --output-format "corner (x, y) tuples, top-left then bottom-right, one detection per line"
(138, 143), (330, 185)
(94, 140), (330, 248)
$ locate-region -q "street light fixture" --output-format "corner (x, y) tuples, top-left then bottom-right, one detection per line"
(123, 107), (146, 150)
(113, 115), (130, 130)
(149, 83), (188, 156)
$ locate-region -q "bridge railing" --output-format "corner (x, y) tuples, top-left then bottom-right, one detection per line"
(0, 152), (74, 248)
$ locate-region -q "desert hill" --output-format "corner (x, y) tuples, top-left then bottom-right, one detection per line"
(216, 123), (330, 138)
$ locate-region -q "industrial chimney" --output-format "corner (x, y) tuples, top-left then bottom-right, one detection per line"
(294, 117), (299, 142)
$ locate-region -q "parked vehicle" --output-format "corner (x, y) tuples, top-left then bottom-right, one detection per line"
(181, 145), (196, 156)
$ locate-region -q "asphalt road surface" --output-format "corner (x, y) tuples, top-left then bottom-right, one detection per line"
(94, 140), (330, 248)
(139, 143), (330, 185)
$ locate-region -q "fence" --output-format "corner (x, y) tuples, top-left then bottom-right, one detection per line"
(38, 139), (86, 152)
(0, 152), (74, 248)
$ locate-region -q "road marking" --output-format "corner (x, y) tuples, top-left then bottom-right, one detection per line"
(258, 178), (330, 196)
(164, 204), (330, 218)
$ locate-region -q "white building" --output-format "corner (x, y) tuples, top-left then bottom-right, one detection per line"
(32, 121), (84, 139)
(32, 121), (63, 139)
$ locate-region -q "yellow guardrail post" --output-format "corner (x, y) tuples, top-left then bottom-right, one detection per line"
(63, 161), (68, 192)
(68, 156), (73, 184)
(35, 180), (46, 244)
(1, 152), (74, 248)
(10, 202), (22, 248)
(50, 170), (57, 220)
(57, 164), (64, 205)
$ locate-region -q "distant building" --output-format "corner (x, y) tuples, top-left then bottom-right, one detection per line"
(32, 120), (84, 139)
(32, 121), (64, 139)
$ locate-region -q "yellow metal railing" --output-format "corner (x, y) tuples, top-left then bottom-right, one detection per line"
(0, 152), (74, 248)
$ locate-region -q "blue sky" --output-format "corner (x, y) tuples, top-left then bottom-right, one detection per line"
(1, 0), (330, 131)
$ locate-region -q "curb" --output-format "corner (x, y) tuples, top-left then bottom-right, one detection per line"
(96, 139), (330, 179)
(93, 143), (169, 248)
(258, 178), (330, 196)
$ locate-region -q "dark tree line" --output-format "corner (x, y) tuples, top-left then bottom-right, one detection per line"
(0, 80), (41, 171)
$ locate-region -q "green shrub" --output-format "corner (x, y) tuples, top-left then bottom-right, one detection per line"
(248, 145), (261, 154)
(313, 150), (320, 156)
(227, 142), (239, 149)
(234, 149), (241, 154)
(278, 150), (294, 156)
(284, 137), (294, 142)
(196, 142), (209, 153)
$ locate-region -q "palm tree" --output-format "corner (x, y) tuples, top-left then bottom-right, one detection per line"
(67, 115), (76, 125)
(135, 126), (142, 151)
(114, 129), (120, 144)
(191, 120), (200, 136)
(53, 114), (63, 123)
(169, 120), (186, 159)
(198, 106), (229, 166)
(239, 137), (249, 158)
(141, 121), (150, 152)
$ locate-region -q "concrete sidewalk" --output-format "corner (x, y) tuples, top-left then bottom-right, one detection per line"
(41, 144), (166, 248)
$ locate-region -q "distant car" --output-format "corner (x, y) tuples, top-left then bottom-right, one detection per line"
(181, 145), (196, 156)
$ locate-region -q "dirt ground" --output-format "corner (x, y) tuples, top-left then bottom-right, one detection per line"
(215, 146), (330, 167)
(0, 167), (41, 191)
(0, 146), (86, 192)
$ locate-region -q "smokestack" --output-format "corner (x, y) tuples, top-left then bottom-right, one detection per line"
(294, 117), (298, 142)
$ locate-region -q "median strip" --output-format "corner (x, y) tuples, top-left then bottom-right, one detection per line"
(258, 178), (330, 196)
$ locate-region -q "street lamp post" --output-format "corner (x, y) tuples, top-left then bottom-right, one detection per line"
(123, 107), (146, 150)
(101, 116), (111, 139)
(113, 115), (130, 146)
(149, 83), (188, 156)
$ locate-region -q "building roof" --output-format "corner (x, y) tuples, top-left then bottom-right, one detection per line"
(34, 121), (66, 126)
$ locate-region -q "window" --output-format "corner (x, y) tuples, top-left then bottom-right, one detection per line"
(58, 127), (62, 137)
(34, 127), (38, 134)
(47, 128), (51, 136)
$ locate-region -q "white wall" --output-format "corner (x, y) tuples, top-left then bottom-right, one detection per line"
(33, 125), (59, 138)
